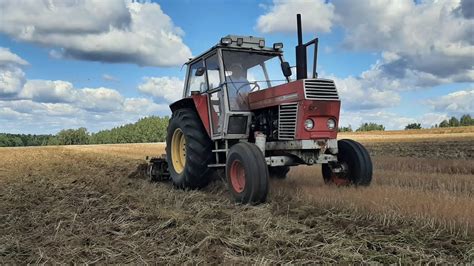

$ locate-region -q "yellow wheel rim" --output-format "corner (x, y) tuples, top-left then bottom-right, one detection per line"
(171, 128), (186, 174)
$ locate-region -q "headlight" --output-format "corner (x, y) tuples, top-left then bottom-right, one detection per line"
(304, 119), (314, 130)
(327, 118), (336, 130)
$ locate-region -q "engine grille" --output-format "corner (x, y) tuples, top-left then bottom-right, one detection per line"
(304, 79), (339, 100)
(278, 103), (298, 140)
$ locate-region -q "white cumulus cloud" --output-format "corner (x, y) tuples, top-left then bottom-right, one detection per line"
(0, 47), (28, 97)
(0, 0), (192, 67)
(332, 74), (401, 110)
(426, 89), (474, 116)
(138, 76), (184, 103)
(76, 87), (125, 112)
(19, 80), (125, 112)
(335, 0), (474, 86)
(0, 47), (29, 66)
(256, 0), (336, 33)
(19, 80), (75, 103)
(256, 0), (474, 89)
(419, 113), (450, 128)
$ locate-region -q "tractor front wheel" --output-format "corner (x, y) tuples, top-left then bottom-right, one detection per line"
(226, 142), (269, 204)
(166, 108), (214, 189)
(322, 139), (372, 186)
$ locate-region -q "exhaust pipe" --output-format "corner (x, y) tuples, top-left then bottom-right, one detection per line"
(295, 14), (319, 80)
(296, 14), (307, 80)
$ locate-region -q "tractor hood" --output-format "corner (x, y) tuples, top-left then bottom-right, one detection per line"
(248, 78), (341, 140)
(248, 78), (340, 110)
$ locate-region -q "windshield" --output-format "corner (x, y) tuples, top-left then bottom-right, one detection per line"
(222, 50), (287, 111)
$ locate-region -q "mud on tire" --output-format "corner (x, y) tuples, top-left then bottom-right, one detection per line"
(322, 139), (372, 186)
(166, 108), (214, 189)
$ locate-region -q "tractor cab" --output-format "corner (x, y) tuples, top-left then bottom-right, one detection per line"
(182, 35), (291, 139)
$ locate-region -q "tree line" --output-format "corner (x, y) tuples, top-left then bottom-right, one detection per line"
(436, 114), (473, 128)
(0, 133), (54, 147)
(1, 114), (472, 147)
(338, 114), (473, 132)
(338, 122), (385, 132)
(0, 116), (169, 147)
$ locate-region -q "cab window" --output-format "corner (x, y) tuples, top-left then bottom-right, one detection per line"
(187, 60), (207, 94)
(205, 53), (221, 90)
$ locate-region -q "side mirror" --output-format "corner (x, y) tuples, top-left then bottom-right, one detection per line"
(281, 62), (292, 77)
(195, 67), (205, 76)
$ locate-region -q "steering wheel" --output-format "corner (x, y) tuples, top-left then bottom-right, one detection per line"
(235, 82), (261, 94)
(234, 82), (260, 109)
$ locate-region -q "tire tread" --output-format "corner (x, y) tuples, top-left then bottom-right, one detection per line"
(166, 108), (214, 189)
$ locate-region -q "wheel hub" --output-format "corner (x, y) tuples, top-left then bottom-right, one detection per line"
(230, 160), (246, 193)
(331, 162), (351, 186)
(171, 128), (186, 174)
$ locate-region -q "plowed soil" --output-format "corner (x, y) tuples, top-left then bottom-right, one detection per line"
(1, 131), (473, 263)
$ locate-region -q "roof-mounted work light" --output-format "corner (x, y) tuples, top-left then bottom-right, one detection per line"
(273, 42), (283, 50)
(258, 40), (265, 48)
(220, 37), (232, 45)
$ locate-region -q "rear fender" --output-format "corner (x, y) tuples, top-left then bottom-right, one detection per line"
(170, 96), (211, 137)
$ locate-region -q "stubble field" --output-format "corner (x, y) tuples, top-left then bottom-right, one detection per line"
(1, 127), (473, 263)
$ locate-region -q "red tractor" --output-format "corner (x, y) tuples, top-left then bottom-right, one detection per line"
(149, 15), (372, 204)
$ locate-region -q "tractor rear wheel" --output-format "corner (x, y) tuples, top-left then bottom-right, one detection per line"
(269, 166), (290, 179)
(226, 142), (269, 204)
(166, 108), (214, 189)
(322, 139), (372, 186)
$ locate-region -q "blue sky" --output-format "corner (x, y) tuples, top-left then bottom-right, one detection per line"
(0, 0), (472, 134)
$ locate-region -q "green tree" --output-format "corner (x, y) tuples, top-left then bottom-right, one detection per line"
(405, 123), (422, 130)
(338, 125), (353, 132)
(47, 136), (60, 145)
(460, 114), (473, 126)
(448, 116), (460, 127)
(439, 119), (449, 127)
(57, 127), (89, 145)
(0, 134), (11, 147)
(1, 115), (171, 147)
(90, 116), (169, 144)
(356, 122), (385, 132)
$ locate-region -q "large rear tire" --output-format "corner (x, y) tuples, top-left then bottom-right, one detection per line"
(226, 142), (269, 204)
(166, 108), (214, 189)
(322, 139), (372, 186)
(268, 166), (290, 179)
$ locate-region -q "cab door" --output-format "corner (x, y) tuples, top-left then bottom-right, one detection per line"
(204, 53), (225, 138)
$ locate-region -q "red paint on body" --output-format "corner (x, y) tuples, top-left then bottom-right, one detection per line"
(249, 80), (340, 140)
(295, 100), (340, 139)
(248, 80), (305, 109)
(192, 94), (211, 136)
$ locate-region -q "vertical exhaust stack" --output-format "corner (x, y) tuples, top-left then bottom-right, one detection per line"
(296, 14), (307, 80)
(295, 14), (319, 80)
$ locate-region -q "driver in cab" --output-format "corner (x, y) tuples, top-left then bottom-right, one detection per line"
(227, 63), (252, 110)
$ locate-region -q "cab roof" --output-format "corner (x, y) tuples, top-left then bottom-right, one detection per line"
(185, 35), (283, 65)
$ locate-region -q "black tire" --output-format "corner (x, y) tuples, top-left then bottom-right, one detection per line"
(166, 108), (214, 189)
(226, 142), (269, 204)
(268, 166), (290, 179)
(322, 139), (372, 186)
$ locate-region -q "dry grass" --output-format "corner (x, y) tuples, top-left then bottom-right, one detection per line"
(286, 163), (474, 236)
(1, 135), (473, 263)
